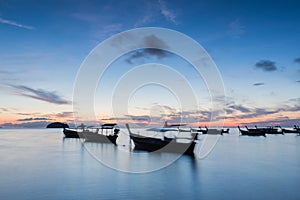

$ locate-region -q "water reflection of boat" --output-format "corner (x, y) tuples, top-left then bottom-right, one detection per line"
(63, 123), (120, 145)
(126, 124), (199, 156)
(238, 126), (266, 137)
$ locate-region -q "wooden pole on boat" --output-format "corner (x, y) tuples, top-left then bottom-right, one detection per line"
(126, 124), (132, 150)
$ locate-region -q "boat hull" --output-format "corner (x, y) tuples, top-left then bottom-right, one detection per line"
(282, 129), (299, 134)
(130, 134), (196, 155)
(239, 130), (266, 137)
(63, 128), (118, 144)
(63, 129), (81, 138)
(84, 133), (118, 145)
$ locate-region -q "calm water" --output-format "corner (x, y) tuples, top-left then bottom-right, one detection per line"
(0, 128), (299, 200)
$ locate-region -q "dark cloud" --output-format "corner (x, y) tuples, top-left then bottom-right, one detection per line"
(228, 105), (251, 113)
(294, 58), (300, 63)
(255, 60), (277, 72)
(17, 117), (51, 121)
(126, 49), (169, 64)
(253, 82), (265, 86)
(126, 34), (171, 63)
(54, 112), (73, 118)
(0, 121), (50, 128)
(10, 85), (71, 105)
(126, 115), (151, 122)
(296, 80), (300, 83)
(240, 117), (300, 127)
(143, 34), (169, 49)
(101, 117), (129, 121)
(226, 97), (300, 123)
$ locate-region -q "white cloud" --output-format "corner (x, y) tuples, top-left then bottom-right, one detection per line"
(96, 23), (123, 38)
(0, 17), (35, 30)
(228, 19), (245, 38)
(158, 0), (177, 24)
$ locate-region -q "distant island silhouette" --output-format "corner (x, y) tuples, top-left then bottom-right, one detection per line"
(46, 122), (69, 128)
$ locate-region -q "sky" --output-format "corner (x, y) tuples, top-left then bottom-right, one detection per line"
(0, 0), (300, 128)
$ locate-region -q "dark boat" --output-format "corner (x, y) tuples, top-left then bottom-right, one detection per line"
(191, 126), (229, 135)
(126, 124), (198, 156)
(63, 128), (81, 138)
(238, 126), (266, 137)
(254, 125), (284, 135)
(282, 125), (300, 134)
(222, 128), (230, 134)
(147, 121), (189, 132)
(191, 126), (208, 134)
(84, 123), (119, 144)
(63, 123), (120, 145)
(245, 126), (258, 132)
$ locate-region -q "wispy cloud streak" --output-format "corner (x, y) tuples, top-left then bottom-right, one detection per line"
(228, 19), (245, 38)
(0, 17), (35, 30)
(158, 0), (177, 24)
(253, 82), (265, 86)
(17, 117), (51, 121)
(10, 85), (71, 105)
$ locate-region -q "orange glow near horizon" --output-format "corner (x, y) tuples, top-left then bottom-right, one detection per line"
(1, 109), (300, 128)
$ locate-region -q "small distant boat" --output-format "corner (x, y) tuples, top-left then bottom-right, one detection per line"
(191, 126), (229, 135)
(126, 124), (199, 156)
(254, 125), (284, 135)
(238, 126), (266, 137)
(282, 125), (300, 134)
(222, 128), (230, 134)
(63, 128), (81, 138)
(191, 126), (208, 134)
(63, 123), (120, 145)
(147, 121), (189, 132)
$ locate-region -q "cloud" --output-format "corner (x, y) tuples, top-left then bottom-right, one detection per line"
(253, 82), (265, 86)
(228, 19), (245, 38)
(0, 17), (35, 30)
(126, 115), (151, 122)
(0, 121), (50, 128)
(96, 23), (123, 38)
(296, 80), (300, 83)
(0, 108), (9, 112)
(240, 117), (300, 127)
(10, 85), (71, 105)
(101, 117), (129, 121)
(226, 97), (300, 124)
(17, 117), (51, 121)
(158, 0), (177, 24)
(126, 49), (169, 63)
(54, 112), (73, 118)
(228, 104), (251, 113)
(126, 34), (171, 63)
(134, 1), (156, 27)
(255, 60), (277, 72)
(294, 58), (300, 63)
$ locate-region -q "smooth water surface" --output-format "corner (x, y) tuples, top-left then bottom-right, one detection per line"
(0, 129), (299, 200)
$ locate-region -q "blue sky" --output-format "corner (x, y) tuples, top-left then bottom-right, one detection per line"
(0, 0), (300, 128)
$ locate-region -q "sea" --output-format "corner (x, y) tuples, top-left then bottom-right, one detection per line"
(0, 128), (299, 200)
